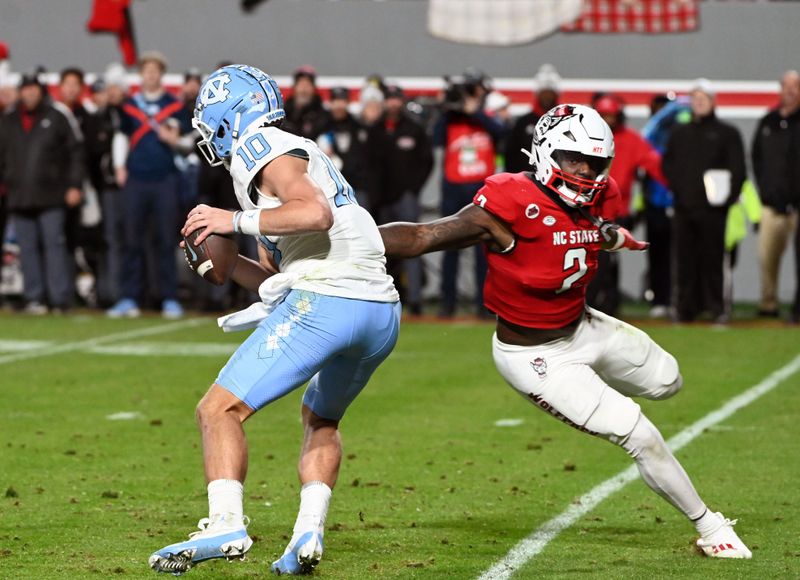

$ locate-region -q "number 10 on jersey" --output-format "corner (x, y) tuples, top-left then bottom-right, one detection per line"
(235, 133), (272, 171)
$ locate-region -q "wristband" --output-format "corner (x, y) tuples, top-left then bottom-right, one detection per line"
(239, 209), (262, 236)
(609, 229), (625, 251)
(232, 211), (243, 233)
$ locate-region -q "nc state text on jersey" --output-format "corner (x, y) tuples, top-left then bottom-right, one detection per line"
(552, 230), (600, 245)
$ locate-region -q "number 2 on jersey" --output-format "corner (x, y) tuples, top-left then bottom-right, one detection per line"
(556, 248), (588, 294)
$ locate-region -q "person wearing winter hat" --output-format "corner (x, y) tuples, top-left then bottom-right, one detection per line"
(283, 65), (330, 140)
(504, 63), (562, 173)
(368, 83), (433, 315)
(359, 84), (384, 126)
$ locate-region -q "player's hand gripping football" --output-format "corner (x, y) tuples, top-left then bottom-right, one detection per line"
(182, 204), (236, 245)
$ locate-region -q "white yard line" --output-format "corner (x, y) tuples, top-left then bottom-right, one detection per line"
(0, 318), (208, 366)
(478, 353), (800, 580)
(88, 342), (237, 357)
(0, 339), (52, 352)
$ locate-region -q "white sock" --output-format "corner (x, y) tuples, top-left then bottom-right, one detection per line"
(207, 479), (244, 524)
(693, 509), (723, 537)
(292, 481), (332, 538)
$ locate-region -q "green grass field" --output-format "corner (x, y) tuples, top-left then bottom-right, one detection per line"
(1, 313), (799, 579)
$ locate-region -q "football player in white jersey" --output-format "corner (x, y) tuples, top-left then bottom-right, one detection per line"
(149, 65), (400, 576)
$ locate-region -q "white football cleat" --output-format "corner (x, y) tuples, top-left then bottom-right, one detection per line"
(271, 531), (323, 575)
(149, 515), (252, 575)
(696, 512), (752, 559)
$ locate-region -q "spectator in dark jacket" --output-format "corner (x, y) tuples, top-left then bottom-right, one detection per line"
(0, 71), (84, 313)
(283, 66), (330, 140)
(504, 63), (561, 174)
(317, 87), (372, 210)
(662, 79), (746, 324)
(58, 67), (107, 306)
(369, 84), (433, 314)
(90, 70), (127, 305)
(751, 70), (800, 319)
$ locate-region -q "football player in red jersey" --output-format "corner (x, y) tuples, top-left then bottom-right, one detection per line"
(379, 104), (751, 559)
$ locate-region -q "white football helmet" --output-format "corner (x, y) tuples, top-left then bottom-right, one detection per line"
(525, 104), (614, 206)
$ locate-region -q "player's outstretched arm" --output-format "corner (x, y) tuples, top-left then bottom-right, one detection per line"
(379, 204), (514, 259)
(599, 223), (649, 252)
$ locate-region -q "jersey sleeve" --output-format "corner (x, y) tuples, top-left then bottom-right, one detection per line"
(229, 127), (310, 190)
(473, 173), (520, 225)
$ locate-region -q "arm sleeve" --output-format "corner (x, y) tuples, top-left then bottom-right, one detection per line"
(472, 110), (507, 143)
(636, 134), (667, 187)
(791, 126), (800, 206)
(473, 174), (518, 225)
(112, 132), (129, 170)
(750, 118), (763, 191)
(229, 127), (311, 192)
(660, 130), (678, 190)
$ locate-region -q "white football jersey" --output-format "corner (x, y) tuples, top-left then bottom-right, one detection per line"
(229, 125), (398, 303)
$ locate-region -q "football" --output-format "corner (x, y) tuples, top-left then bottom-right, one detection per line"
(182, 229), (239, 286)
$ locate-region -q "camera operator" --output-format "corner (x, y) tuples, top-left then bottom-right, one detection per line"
(433, 69), (507, 318)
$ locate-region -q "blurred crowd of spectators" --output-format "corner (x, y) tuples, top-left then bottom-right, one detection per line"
(0, 53), (799, 324)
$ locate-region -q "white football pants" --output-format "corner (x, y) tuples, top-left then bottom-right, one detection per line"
(493, 307), (706, 520)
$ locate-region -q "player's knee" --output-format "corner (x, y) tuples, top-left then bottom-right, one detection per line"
(644, 354), (683, 400)
(195, 395), (219, 425)
(302, 404), (339, 431)
(196, 384), (253, 424)
(619, 414), (668, 459)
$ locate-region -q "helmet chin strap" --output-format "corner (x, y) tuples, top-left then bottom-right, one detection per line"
(231, 111), (243, 142)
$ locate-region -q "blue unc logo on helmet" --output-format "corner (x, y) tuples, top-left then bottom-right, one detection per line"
(193, 64), (285, 166)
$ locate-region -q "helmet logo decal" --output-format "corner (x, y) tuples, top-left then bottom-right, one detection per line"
(534, 106), (576, 144)
(200, 73), (232, 107)
(551, 104), (576, 117)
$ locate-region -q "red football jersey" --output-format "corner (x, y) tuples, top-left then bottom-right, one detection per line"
(474, 173), (621, 329)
